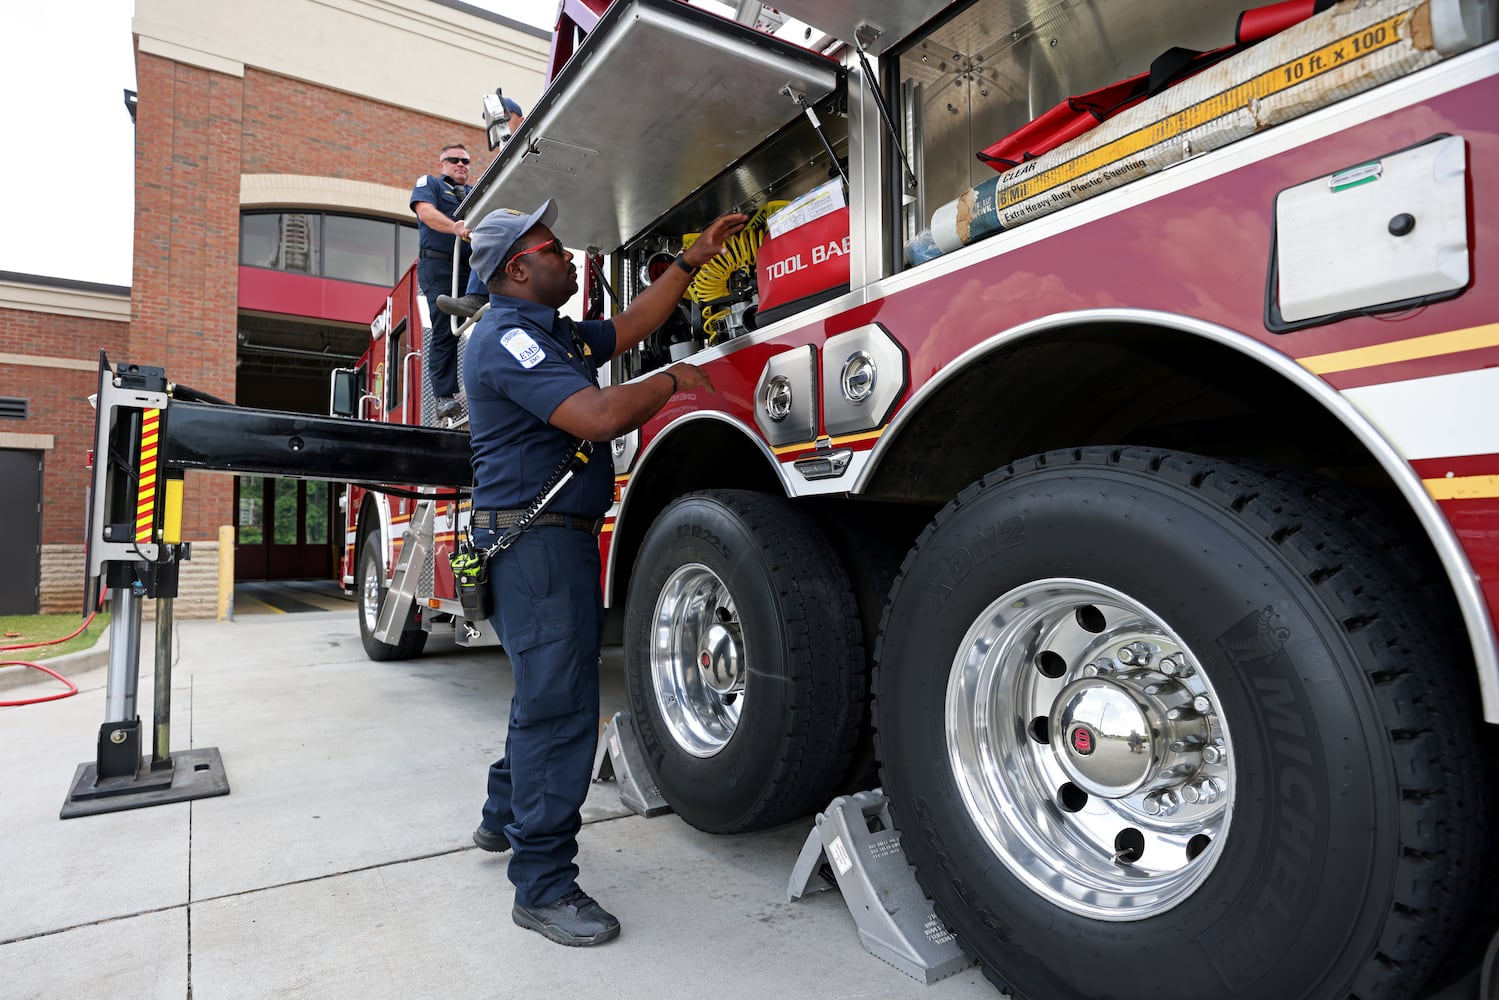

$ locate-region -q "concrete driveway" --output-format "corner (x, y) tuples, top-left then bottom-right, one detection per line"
(0, 601), (998, 1000)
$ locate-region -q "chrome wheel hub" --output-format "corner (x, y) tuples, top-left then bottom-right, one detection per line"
(1053, 670), (1211, 799)
(360, 551), (381, 632)
(650, 563), (746, 757)
(946, 579), (1235, 920)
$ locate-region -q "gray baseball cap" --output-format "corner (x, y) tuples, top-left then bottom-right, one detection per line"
(469, 199), (558, 287)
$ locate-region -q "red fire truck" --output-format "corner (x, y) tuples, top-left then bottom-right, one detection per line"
(337, 0), (1499, 996)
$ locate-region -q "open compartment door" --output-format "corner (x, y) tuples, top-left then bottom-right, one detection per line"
(772, 0), (962, 55)
(461, 0), (840, 252)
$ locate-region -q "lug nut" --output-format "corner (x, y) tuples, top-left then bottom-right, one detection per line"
(1143, 788), (1182, 816)
(1116, 641), (1153, 666)
(1182, 777), (1223, 804)
(1159, 655), (1194, 678)
(1192, 695), (1212, 714)
(1202, 740), (1226, 765)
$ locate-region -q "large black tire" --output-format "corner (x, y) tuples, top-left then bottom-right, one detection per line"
(874, 447), (1488, 1000)
(356, 532), (428, 662)
(623, 490), (864, 833)
(813, 501), (924, 794)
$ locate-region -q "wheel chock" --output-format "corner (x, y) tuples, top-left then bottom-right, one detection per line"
(786, 789), (974, 985)
(591, 711), (671, 818)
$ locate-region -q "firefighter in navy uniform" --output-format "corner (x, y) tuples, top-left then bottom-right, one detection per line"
(463, 200), (746, 946)
(410, 142), (475, 421)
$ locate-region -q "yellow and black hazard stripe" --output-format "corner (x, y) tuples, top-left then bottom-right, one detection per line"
(135, 408), (160, 544)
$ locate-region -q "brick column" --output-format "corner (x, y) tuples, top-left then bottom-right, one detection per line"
(131, 52), (244, 541)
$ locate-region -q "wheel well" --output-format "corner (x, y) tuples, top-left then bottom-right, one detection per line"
(607, 418), (783, 606)
(867, 319), (1400, 506)
(861, 316), (1479, 676)
(355, 496), (385, 570)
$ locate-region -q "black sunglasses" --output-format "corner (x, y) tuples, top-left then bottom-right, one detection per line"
(442, 155), (471, 165)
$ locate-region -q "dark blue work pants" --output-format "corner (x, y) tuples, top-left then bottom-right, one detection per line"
(474, 525), (603, 908)
(416, 258), (469, 398)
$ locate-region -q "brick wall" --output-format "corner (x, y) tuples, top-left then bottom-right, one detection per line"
(240, 68), (490, 189)
(129, 58), (489, 551)
(131, 53), (243, 543)
(0, 309), (130, 552)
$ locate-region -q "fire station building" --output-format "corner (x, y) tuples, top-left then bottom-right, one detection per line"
(0, 0), (547, 616)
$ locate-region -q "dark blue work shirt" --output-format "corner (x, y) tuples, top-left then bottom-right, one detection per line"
(409, 174), (472, 259)
(465, 296), (617, 517)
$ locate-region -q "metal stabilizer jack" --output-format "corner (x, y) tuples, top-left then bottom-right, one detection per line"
(787, 789), (974, 985)
(63, 356), (229, 819)
(58, 576), (231, 821)
(590, 711), (671, 817)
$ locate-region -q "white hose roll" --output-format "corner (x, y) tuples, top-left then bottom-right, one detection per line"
(930, 0), (1453, 251)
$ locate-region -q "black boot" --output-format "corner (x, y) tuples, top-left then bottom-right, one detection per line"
(436, 293), (487, 319)
(512, 888), (620, 947)
(472, 825), (510, 853)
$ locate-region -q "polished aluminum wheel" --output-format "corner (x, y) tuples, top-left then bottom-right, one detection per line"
(946, 578), (1235, 921)
(650, 563), (745, 757)
(360, 546), (383, 633)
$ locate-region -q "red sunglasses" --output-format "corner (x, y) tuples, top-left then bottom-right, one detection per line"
(507, 238), (565, 266)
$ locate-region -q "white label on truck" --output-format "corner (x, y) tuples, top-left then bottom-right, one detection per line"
(828, 836), (853, 876)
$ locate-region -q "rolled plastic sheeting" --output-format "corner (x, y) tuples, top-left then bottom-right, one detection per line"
(925, 0), (1453, 257)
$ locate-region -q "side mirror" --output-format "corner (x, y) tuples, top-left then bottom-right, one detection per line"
(330, 368), (360, 417)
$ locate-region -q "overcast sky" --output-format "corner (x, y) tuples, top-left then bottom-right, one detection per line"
(0, 0), (561, 288)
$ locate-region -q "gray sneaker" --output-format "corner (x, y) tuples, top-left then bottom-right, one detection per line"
(512, 888), (620, 947)
(436, 293), (487, 319)
(435, 396), (462, 420)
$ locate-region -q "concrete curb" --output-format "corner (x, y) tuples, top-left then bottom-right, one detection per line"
(0, 631), (111, 695)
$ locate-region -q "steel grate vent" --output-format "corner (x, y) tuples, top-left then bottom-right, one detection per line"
(0, 397), (29, 420)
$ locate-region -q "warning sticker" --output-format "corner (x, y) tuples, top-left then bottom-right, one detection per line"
(828, 836), (853, 877)
(501, 328), (546, 369)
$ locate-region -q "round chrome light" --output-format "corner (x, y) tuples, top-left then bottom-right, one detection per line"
(841, 351), (876, 403)
(764, 374), (793, 422)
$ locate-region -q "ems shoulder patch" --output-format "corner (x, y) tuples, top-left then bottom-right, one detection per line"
(500, 328), (546, 369)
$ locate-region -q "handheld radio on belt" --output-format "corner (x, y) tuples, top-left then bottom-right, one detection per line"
(451, 439), (594, 623)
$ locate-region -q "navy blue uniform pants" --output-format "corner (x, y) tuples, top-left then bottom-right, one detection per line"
(416, 258), (469, 398)
(473, 525), (603, 908)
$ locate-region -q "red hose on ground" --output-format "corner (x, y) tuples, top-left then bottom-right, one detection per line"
(0, 611), (98, 707)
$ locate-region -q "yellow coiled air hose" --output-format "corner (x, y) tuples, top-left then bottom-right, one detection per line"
(683, 201), (787, 345)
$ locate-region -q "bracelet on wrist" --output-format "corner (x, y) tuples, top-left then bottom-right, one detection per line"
(673, 254), (699, 277)
(662, 370), (679, 394)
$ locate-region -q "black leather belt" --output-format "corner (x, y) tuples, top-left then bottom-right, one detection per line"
(471, 509), (604, 536)
(419, 248), (469, 262)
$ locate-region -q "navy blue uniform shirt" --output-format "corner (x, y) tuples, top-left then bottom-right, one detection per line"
(465, 296), (616, 517)
(409, 174), (472, 259)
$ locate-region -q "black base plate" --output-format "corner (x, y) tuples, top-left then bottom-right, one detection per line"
(60, 747), (229, 819)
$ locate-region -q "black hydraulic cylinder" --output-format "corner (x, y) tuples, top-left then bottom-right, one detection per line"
(159, 401), (473, 487)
